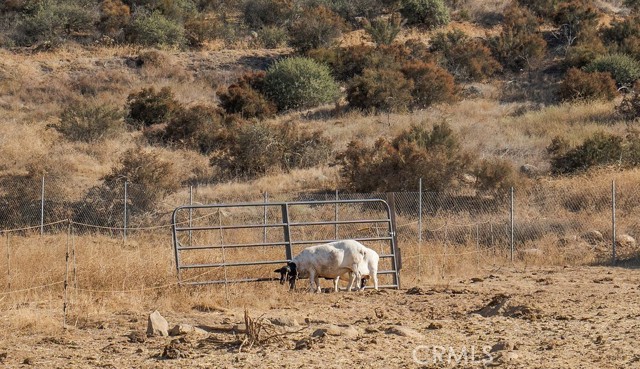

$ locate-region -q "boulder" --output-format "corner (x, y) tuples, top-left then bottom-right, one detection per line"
(147, 310), (169, 337)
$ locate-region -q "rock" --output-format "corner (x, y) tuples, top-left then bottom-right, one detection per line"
(128, 331), (146, 343)
(169, 324), (207, 336)
(0, 352), (6, 363)
(582, 230), (604, 244)
(616, 234), (636, 248)
(313, 324), (360, 338)
(520, 164), (539, 177)
(147, 310), (169, 337)
(269, 317), (300, 327)
(162, 338), (190, 359)
(385, 326), (422, 339)
(470, 277), (484, 283)
(491, 340), (516, 352)
(426, 322), (442, 330)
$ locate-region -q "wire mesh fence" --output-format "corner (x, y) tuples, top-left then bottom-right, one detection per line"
(1, 175), (638, 264)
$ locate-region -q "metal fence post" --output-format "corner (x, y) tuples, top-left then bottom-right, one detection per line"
(418, 178), (422, 243)
(612, 180), (616, 265)
(263, 191), (268, 243)
(510, 187), (514, 262)
(41, 176), (45, 236)
(124, 181), (128, 243)
(189, 185), (193, 246)
(335, 189), (339, 240)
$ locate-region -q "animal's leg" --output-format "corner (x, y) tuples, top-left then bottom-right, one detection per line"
(314, 275), (321, 293)
(333, 276), (340, 292)
(309, 270), (317, 292)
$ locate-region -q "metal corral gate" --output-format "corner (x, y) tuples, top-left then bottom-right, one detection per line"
(171, 199), (401, 289)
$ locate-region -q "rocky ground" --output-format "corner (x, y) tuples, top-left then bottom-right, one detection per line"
(1, 265), (640, 368)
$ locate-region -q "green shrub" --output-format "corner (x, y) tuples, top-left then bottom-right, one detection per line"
(338, 122), (472, 192)
(553, 0), (601, 47)
(287, 5), (346, 53)
(401, 61), (456, 108)
(490, 3), (546, 72)
(584, 54), (640, 87)
(263, 57), (340, 111)
(257, 25), (288, 49)
(346, 67), (414, 113)
(558, 68), (617, 101)
(550, 132), (624, 174)
(15, 0), (99, 46)
(516, 0), (559, 20)
(320, 0), (388, 26)
(217, 71), (277, 120)
(184, 13), (220, 47)
(399, 0), (450, 28)
(363, 13), (405, 46)
(50, 100), (124, 142)
(617, 83), (640, 120)
(126, 86), (180, 127)
(125, 11), (186, 47)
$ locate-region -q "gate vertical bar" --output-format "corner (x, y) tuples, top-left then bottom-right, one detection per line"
(510, 187), (514, 262)
(124, 181), (128, 243)
(282, 203), (292, 261)
(264, 192), (268, 243)
(40, 176), (44, 236)
(386, 193), (401, 288)
(334, 190), (339, 240)
(612, 180), (616, 265)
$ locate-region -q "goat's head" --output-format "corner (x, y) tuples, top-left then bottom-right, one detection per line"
(274, 262), (298, 290)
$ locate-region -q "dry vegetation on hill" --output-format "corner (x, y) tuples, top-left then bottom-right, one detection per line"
(3, 0), (640, 367)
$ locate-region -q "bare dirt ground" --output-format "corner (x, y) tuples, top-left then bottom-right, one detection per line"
(2, 265), (640, 368)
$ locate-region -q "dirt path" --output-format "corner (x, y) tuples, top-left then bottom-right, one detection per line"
(2, 266), (640, 368)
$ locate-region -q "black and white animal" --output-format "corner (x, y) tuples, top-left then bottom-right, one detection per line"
(274, 240), (379, 292)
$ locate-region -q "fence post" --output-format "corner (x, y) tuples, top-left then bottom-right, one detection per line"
(418, 179), (422, 280)
(41, 176), (45, 236)
(510, 187), (514, 262)
(189, 185), (193, 246)
(612, 180), (616, 265)
(123, 181), (128, 243)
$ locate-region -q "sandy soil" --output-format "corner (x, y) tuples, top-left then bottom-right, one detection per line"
(2, 265), (640, 368)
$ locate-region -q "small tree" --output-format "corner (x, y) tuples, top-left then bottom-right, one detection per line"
(363, 13), (405, 46)
(401, 61), (456, 108)
(491, 3), (546, 72)
(263, 57), (340, 111)
(400, 0), (450, 29)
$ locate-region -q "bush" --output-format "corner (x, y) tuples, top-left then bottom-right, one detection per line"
(363, 13), (405, 46)
(338, 122), (472, 192)
(550, 132), (624, 174)
(287, 5), (346, 53)
(617, 83), (640, 120)
(98, 0), (130, 40)
(126, 86), (180, 128)
(401, 61), (456, 108)
(211, 121), (332, 179)
(256, 25), (288, 49)
(101, 146), (184, 214)
(263, 57), (340, 111)
(400, 0), (450, 28)
(159, 104), (231, 154)
(50, 100), (124, 142)
(516, 0), (558, 20)
(184, 13), (220, 47)
(558, 68), (617, 101)
(243, 0), (294, 29)
(430, 30), (501, 81)
(491, 3), (546, 72)
(346, 67), (414, 112)
(125, 11), (186, 47)
(217, 71), (277, 120)
(553, 0), (601, 47)
(473, 158), (518, 194)
(15, 0), (99, 46)
(584, 54), (640, 87)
